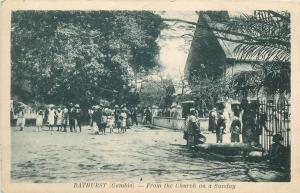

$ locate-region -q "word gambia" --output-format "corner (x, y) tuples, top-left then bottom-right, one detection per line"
(74, 182), (134, 188)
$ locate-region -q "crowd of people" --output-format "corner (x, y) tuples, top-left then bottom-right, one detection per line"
(15, 103), (149, 135)
(185, 98), (289, 147)
(184, 106), (245, 146)
(183, 99), (290, 168)
(207, 107), (242, 144)
(206, 101), (270, 145)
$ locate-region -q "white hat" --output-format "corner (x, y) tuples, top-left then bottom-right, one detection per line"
(75, 104), (80, 108)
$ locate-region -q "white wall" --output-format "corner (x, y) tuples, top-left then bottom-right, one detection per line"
(152, 117), (209, 132)
(225, 62), (254, 77)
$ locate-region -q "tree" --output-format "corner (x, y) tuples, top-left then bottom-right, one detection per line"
(223, 11), (290, 95)
(164, 81), (176, 107)
(189, 76), (231, 109)
(139, 76), (175, 108)
(11, 11), (164, 106)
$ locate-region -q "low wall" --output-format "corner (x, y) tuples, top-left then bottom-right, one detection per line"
(153, 117), (186, 130)
(152, 116), (209, 132)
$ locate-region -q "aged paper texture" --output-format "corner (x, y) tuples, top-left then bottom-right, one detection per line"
(1, 0), (300, 193)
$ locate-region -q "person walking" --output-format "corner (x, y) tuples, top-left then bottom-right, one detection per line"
(131, 107), (138, 126)
(141, 107), (146, 124)
(120, 109), (127, 133)
(69, 105), (76, 132)
(17, 109), (26, 131)
(185, 108), (205, 147)
(56, 108), (63, 131)
(107, 109), (115, 133)
(36, 109), (44, 132)
(93, 105), (104, 134)
(208, 108), (217, 133)
(230, 115), (242, 143)
(75, 104), (82, 132)
(126, 107), (132, 130)
(145, 107), (152, 124)
(216, 112), (226, 143)
(62, 106), (69, 132)
(185, 108), (197, 147)
(114, 105), (121, 132)
(54, 107), (58, 130)
(88, 107), (94, 129)
(43, 108), (49, 125)
(100, 107), (108, 134)
(48, 106), (55, 134)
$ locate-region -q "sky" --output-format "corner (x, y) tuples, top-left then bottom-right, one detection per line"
(157, 11), (198, 82)
(156, 11), (254, 83)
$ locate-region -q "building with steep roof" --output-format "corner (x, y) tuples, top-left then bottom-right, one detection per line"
(184, 11), (265, 101)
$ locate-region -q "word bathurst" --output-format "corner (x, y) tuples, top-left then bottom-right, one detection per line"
(74, 183), (134, 188)
(73, 182), (236, 190)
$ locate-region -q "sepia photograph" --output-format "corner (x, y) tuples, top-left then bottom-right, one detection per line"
(8, 9), (292, 184)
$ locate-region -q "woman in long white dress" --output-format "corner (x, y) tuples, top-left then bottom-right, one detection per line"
(36, 110), (44, 132)
(48, 107), (55, 132)
(120, 110), (127, 133)
(106, 110), (115, 133)
(56, 108), (63, 131)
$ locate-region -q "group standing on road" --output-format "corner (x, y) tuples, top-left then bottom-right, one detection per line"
(186, 98), (287, 149)
(15, 102), (145, 135)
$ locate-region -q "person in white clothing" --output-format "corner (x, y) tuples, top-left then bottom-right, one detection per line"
(48, 107), (55, 133)
(36, 110), (44, 132)
(106, 109), (115, 133)
(56, 108), (63, 131)
(17, 110), (26, 131)
(120, 109), (127, 133)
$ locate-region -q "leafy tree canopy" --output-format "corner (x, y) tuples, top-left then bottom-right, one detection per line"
(11, 11), (164, 106)
(139, 77), (175, 108)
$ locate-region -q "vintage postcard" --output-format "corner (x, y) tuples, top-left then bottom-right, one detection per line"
(1, 0), (300, 193)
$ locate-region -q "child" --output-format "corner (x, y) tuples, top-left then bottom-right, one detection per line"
(107, 110), (115, 133)
(36, 110), (44, 132)
(17, 110), (25, 131)
(216, 113), (226, 143)
(230, 115), (241, 143)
